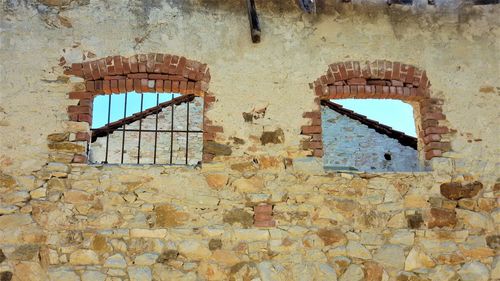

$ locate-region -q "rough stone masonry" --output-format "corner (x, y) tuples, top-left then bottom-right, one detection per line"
(0, 1), (499, 281)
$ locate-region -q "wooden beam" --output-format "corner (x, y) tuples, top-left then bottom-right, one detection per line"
(246, 0), (261, 43)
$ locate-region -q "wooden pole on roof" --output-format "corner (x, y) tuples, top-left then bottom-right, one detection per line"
(245, 0), (261, 43)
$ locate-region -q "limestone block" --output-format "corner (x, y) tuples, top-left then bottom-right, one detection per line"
(128, 266), (152, 281)
(389, 230), (415, 246)
(3, 191), (30, 204)
(404, 247), (436, 271)
(257, 261), (286, 281)
(292, 157), (324, 174)
(204, 173), (228, 189)
(234, 229), (270, 241)
(456, 209), (494, 231)
(428, 265), (459, 281)
(211, 250), (240, 266)
(82, 271), (106, 281)
(155, 204), (189, 227)
(13, 262), (48, 281)
(373, 244), (405, 271)
(130, 229), (167, 238)
(69, 249), (99, 265)
(457, 261), (489, 281)
(233, 177), (265, 193)
(134, 253), (159, 266)
(363, 261), (384, 281)
(339, 264), (364, 281)
(63, 190), (93, 204)
(315, 263), (337, 281)
(48, 267), (80, 281)
(104, 254), (127, 268)
(178, 240), (211, 261)
(30, 188), (47, 199)
(330, 256), (350, 276)
(0, 204), (18, 215)
(346, 241), (372, 260)
(317, 228), (347, 246)
(198, 261), (227, 280)
(491, 256), (500, 280)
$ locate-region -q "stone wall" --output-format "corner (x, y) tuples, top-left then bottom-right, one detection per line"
(90, 97), (204, 165)
(322, 107), (419, 172)
(0, 1), (499, 281)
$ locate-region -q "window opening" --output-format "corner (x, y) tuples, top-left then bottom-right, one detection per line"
(321, 99), (419, 172)
(89, 92), (203, 165)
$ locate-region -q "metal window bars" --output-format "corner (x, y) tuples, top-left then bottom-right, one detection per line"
(89, 93), (203, 165)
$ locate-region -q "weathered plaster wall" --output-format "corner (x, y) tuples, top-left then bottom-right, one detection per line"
(0, 1), (499, 281)
(322, 108), (419, 172)
(90, 97), (203, 165)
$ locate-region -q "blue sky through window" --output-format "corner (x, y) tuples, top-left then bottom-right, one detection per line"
(332, 99), (417, 137)
(92, 92), (180, 128)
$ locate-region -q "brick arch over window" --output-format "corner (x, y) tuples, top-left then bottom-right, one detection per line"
(61, 53), (223, 163)
(302, 60), (450, 161)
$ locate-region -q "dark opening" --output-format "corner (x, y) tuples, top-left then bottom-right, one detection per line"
(384, 153), (392, 161)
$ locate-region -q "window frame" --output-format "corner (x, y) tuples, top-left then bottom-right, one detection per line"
(63, 53), (223, 165)
(302, 60), (451, 167)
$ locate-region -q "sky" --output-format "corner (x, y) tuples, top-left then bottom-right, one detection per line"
(92, 94), (417, 137)
(92, 92), (180, 128)
(333, 99), (417, 137)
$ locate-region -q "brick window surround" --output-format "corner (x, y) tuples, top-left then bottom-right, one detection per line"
(302, 60), (450, 161)
(62, 53), (222, 164)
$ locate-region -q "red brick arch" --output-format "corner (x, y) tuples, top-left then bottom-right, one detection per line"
(302, 60), (450, 161)
(62, 53), (222, 163)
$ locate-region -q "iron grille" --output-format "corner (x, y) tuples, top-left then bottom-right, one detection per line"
(89, 93), (203, 165)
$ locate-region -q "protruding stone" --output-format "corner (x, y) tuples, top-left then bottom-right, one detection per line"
(440, 181), (482, 200)
(457, 261), (489, 281)
(428, 208), (457, 228)
(404, 247), (436, 271)
(69, 249), (99, 265)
